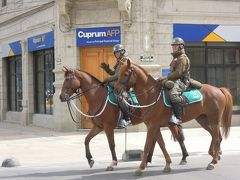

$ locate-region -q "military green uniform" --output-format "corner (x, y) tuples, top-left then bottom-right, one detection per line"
(167, 49), (190, 123)
(102, 55), (130, 87)
(101, 44), (132, 128)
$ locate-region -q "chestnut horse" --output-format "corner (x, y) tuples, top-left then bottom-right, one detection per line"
(114, 60), (233, 175)
(59, 67), (189, 171)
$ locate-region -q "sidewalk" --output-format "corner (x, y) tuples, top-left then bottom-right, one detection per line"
(0, 122), (240, 167)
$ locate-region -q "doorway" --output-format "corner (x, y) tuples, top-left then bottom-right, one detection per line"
(80, 46), (115, 128)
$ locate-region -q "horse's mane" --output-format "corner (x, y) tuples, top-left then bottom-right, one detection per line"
(76, 69), (102, 84)
(131, 62), (155, 81)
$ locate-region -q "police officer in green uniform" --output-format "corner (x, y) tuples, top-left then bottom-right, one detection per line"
(101, 44), (131, 128)
(160, 37), (190, 125)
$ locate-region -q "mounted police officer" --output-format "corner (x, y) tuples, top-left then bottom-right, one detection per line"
(100, 44), (131, 128)
(159, 37), (190, 126)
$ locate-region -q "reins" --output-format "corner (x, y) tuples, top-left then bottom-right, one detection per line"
(123, 89), (162, 108)
(68, 94), (109, 118)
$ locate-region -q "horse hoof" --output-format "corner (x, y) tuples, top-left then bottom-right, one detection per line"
(89, 160), (94, 168)
(163, 166), (171, 173)
(206, 163), (215, 170)
(179, 160), (187, 165)
(135, 169), (143, 176)
(106, 166), (114, 171)
(218, 156), (221, 160)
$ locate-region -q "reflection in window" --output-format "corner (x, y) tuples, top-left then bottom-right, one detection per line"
(7, 56), (22, 111)
(34, 49), (54, 115)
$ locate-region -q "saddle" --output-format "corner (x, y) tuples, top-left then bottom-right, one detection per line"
(163, 88), (203, 107)
(107, 86), (139, 106)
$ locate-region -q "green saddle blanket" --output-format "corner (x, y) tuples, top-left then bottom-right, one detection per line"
(107, 86), (139, 106)
(163, 88), (203, 107)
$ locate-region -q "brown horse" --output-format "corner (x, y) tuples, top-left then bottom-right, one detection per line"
(114, 60), (233, 175)
(59, 67), (189, 171)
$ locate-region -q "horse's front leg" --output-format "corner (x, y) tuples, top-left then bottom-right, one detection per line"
(169, 125), (189, 165)
(156, 129), (172, 172)
(84, 125), (103, 168)
(135, 127), (159, 176)
(104, 126), (118, 171)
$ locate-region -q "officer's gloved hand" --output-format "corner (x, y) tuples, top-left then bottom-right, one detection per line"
(100, 62), (109, 70)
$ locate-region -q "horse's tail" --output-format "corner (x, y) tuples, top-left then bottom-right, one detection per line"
(219, 88), (233, 139)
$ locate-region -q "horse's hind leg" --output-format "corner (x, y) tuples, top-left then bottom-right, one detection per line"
(84, 125), (103, 168)
(196, 115), (222, 160)
(169, 125), (189, 165)
(197, 114), (221, 170)
(104, 126), (118, 171)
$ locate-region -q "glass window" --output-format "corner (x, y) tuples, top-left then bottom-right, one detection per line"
(207, 67), (225, 87)
(225, 67), (240, 107)
(208, 49), (223, 64)
(191, 67), (206, 83)
(185, 47), (205, 66)
(224, 49), (240, 64)
(185, 42), (240, 109)
(34, 49), (54, 115)
(6, 56), (22, 111)
(2, 0), (7, 7)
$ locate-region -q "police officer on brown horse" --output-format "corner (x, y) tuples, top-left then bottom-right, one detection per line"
(101, 44), (131, 128)
(159, 37), (190, 126)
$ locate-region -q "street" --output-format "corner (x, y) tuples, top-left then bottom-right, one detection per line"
(0, 122), (239, 180)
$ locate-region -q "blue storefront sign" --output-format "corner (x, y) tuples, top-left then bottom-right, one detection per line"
(2, 41), (22, 57)
(76, 26), (121, 46)
(28, 31), (54, 52)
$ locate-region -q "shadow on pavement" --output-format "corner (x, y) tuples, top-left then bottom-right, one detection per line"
(0, 166), (204, 179)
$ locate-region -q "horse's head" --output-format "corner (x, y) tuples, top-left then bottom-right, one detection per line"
(114, 60), (137, 95)
(59, 66), (81, 102)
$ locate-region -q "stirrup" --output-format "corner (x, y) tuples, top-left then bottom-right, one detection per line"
(116, 119), (131, 129)
(169, 114), (182, 126)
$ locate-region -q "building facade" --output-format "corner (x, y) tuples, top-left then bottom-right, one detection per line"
(0, 0), (239, 131)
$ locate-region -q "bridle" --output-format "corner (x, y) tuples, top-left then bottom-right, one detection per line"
(118, 67), (136, 91)
(62, 71), (110, 123)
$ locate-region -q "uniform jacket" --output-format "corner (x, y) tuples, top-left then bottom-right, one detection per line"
(167, 49), (190, 81)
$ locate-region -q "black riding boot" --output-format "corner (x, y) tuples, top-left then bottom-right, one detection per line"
(169, 102), (183, 125)
(117, 112), (131, 129)
(116, 92), (131, 129)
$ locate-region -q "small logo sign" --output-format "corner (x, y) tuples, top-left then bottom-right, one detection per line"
(28, 31), (54, 52)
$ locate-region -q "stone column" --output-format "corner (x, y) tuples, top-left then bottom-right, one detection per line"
(20, 39), (29, 126)
(0, 56), (7, 121)
(53, 0), (77, 131)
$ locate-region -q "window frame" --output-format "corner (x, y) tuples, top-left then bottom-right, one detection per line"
(2, 0), (7, 7)
(33, 48), (55, 115)
(185, 42), (240, 113)
(6, 55), (23, 112)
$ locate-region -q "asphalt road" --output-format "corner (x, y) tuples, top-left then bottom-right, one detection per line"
(0, 122), (239, 180)
(0, 153), (239, 180)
